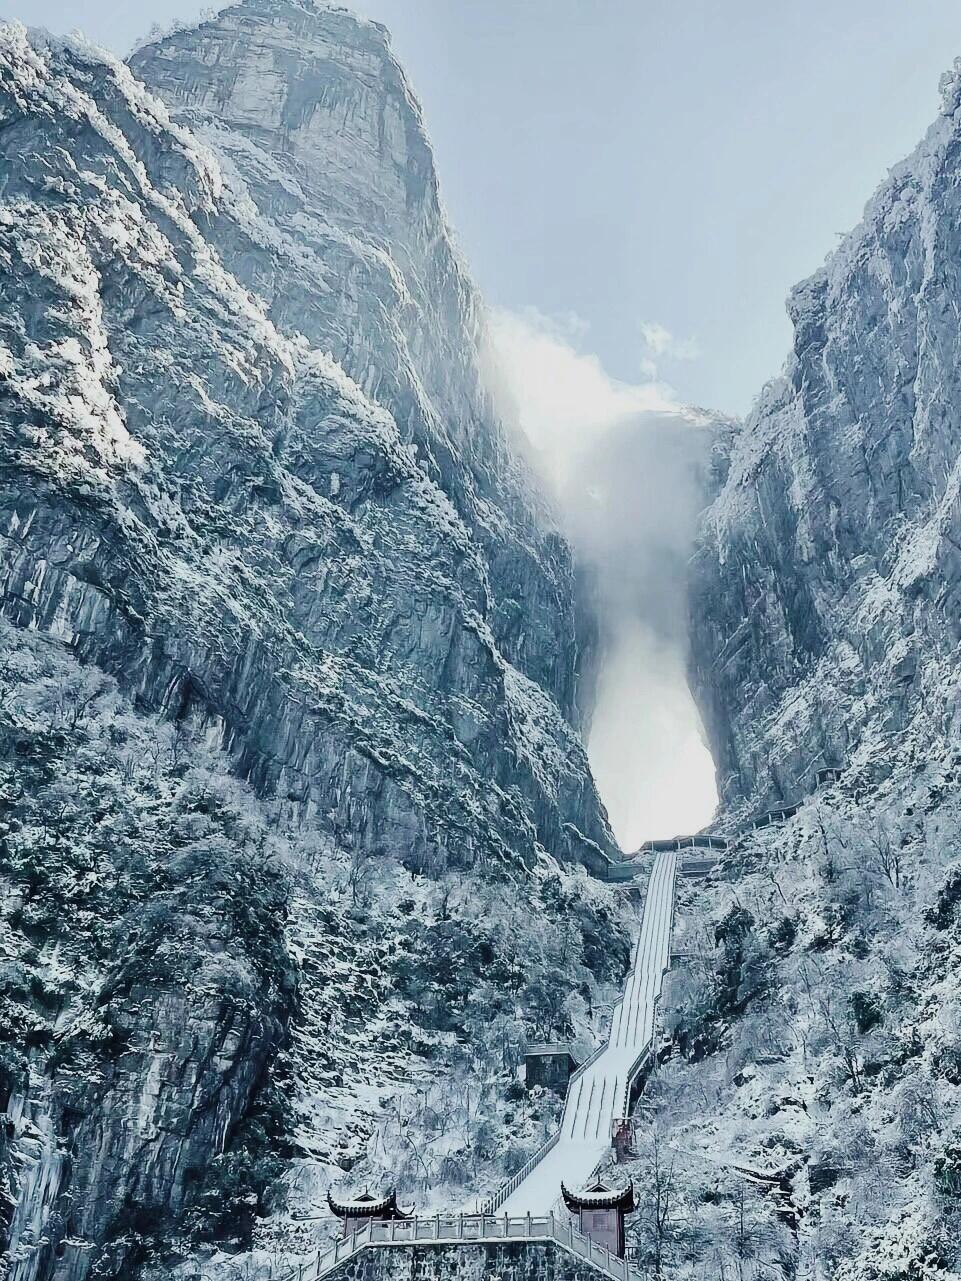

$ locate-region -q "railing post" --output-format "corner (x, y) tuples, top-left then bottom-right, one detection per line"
(525, 1211), (531, 1239)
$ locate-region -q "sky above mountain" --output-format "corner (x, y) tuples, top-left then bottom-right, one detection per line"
(7, 0), (961, 418)
(5, 0), (961, 844)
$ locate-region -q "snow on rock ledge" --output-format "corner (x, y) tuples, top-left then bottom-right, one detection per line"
(0, 10), (615, 875)
(0, 11), (626, 1281)
(689, 77), (961, 814)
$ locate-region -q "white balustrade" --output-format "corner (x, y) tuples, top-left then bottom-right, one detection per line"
(287, 1212), (643, 1281)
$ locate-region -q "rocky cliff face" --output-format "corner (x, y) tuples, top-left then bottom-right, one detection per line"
(0, 622), (295, 1281)
(642, 58), (961, 1281)
(690, 62), (961, 817)
(0, 9), (627, 1279)
(0, 4), (614, 883)
(129, 0), (593, 732)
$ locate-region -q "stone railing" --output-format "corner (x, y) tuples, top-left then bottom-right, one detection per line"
(615, 1043), (652, 1127)
(615, 853), (677, 1123)
(289, 1213), (643, 1281)
(481, 1129), (560, 1214)
(636, 833), (728, 854)
(637, 759), (849, 857)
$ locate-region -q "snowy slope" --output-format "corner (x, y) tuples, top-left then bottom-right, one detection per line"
(0, 11), (628, 1281)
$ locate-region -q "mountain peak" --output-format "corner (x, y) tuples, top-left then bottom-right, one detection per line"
(129, 0), (437, 249)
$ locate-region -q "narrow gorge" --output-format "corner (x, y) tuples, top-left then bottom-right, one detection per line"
(1, 6), (961, 1281)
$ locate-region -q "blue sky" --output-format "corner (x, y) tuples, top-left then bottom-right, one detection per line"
(6, 0), (961, 416)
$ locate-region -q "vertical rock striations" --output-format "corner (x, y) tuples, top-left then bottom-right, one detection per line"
(129, 0), (586, 723)
(663, 58), (961, 1281)
(0, 7), (624, 1279)
(0, 5), (615, 879)
(690, 64), (961, 813)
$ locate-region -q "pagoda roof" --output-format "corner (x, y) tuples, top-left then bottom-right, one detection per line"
(327, 1188), (411, 1220)
(561, 1178), (636, 1213)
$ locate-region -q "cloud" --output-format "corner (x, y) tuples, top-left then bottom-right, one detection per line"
(484, 305), (676, 492)
(640, 320), (701, 362)
(483, 306), (719, 850)
(484, 305), (711, 642)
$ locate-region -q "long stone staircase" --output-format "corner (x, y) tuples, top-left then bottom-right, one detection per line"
(289, 850), (683, 1281)
(486, 849), (679, 1216)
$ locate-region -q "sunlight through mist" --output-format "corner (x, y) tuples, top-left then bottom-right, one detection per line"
(588, 620), (717, 849)
(484, 305), (719, 849)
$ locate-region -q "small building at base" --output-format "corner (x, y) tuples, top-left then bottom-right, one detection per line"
(524, 1043), (579, 1093)
(815, 765), (843, 788)
(327, 1188), (412, 1238)
(561, 1179), (636, 1258)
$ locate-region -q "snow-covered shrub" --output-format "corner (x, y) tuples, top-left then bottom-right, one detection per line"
(623, 758), (961, 1281)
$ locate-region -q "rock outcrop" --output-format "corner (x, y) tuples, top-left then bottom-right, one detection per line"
(653, 56), (961, 1281)
(0, 624), (294, 1281)
(0, 7), (626, 1279)
(689, 64), (961, 814)
(0, 6), (615, 882)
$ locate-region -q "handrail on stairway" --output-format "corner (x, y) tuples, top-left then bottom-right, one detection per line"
(287, 1212), (643, 1281)
(482, 970), (632, 1213)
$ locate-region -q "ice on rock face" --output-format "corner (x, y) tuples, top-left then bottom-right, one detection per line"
(689, 86), (961, 814)
(129, 1), (556, 623)
(0, 9), (627, 1280)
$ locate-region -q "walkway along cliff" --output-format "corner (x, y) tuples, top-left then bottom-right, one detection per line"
(489, 851), (679, 1217)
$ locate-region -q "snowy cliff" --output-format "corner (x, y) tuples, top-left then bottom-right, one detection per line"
(629, 58), (961, 1281)
(690, 62), (961, 817)
(0, 8), (627, 1279)
(11, 3), (961, 1279)
(1, 0), (614, 879)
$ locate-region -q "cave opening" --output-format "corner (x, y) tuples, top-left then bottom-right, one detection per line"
(482, 309), (720, 854)
(586, 616), (718, 853)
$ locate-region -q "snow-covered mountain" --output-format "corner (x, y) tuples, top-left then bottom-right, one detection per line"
(690, 61), (961, 818)
(619, 58), (961, 1281)
(6, 4), (961, 1281)
(0, 7), (629, 1279)
(3, 0), (615, 879)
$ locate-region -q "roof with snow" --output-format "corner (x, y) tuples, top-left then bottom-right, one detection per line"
(525, 1042), (578, 1058)
(327, 1188), (411, 1220)
(561, 1179), (636, 1213)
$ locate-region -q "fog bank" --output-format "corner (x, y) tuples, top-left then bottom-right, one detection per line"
(484, 307), (718, 850)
